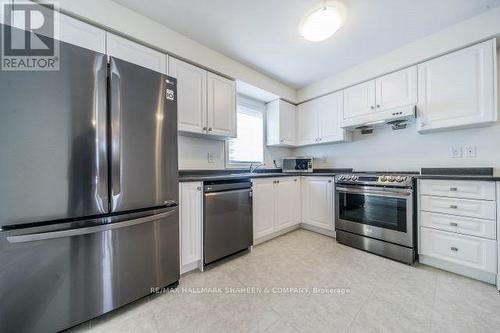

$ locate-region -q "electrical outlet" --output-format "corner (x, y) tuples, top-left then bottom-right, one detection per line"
(449, 146), (463, 158)
(207, 152), (215, 163)
(465, 145), (476, 158)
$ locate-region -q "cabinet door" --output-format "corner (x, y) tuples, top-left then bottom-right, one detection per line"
(417, 40), (497, 132)
(375, 66), (417, 111)
(169, 57), (207, 134)
(207, 72), (236, 137)
(343, 80), (376, 120)
(275, 177), (300, 230)
(317, 91), (345, 143)
(279, 100), (297, 145)
(106, 33), (167, 74)
(301, 177), (334, 230)
(252, 179), (276, 240)
(297, 100), (318, 146)
(179, 182), (203, 273)
(59, 14), (106, 53)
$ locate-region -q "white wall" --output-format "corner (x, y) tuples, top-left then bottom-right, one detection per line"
(53, 0), (296, 102)
(293, 123), (500, 174)
(298, 6), (500, 102)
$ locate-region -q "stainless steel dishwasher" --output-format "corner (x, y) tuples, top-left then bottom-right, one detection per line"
(203, 179), (253, 265)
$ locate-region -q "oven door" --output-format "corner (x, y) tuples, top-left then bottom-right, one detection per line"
(335, 185), (413, 247)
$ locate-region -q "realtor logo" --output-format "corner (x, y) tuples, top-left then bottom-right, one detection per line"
(1, 1), (60, 70)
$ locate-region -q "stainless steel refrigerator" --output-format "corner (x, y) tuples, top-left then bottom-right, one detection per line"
(0, 26), (179, 333)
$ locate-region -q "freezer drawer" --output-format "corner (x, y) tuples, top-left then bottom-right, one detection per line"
(0, 207), (179, 333)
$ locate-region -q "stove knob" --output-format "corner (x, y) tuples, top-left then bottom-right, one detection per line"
(387, 176), (395, 182)
(380, 176), (387, 182)
(346, 175), (352, 180)
(396, 176), (403, 182)
(353, 176), (358, 181)
(339, 175), (345, 181)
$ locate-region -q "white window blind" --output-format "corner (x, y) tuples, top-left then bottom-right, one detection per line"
(227, 103), (264, 164)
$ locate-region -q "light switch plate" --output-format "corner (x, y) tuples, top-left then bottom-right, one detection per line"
(449, 146), (463, 158)
(208, 152), (215, 163)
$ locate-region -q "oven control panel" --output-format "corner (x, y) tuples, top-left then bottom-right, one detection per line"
(335, 174), (413, 187)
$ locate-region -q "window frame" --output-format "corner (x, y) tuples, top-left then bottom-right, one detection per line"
(225, 95), (266, 168)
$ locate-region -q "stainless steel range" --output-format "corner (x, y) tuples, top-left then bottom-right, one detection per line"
(335, 173), (417, 264)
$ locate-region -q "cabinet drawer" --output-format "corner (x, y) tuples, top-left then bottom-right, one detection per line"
(420, 228), (497, 273)
(420, 211), (496, 239)
(419, 180), (495, 200)
(420, 195), (496, 220)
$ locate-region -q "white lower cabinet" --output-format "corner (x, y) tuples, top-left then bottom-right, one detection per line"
(418, 179), (498, 284)
(179, 182), (203, 274)
(252, 177), (300, 241)
(301, 177), (334, 231)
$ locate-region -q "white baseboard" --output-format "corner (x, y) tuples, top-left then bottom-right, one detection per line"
(419, 255), (497, 285)
(180, 260), (201, 275)
(300, 223), (336, 238)
(254, 224), (301, 245)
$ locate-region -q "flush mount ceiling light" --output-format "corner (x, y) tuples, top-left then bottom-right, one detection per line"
(299, 1), (347, 42)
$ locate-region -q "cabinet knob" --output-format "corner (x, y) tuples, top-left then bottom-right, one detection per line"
(197, 186), (202, 191)
(294, 179), (298, 182)
(202, 127), (207, 131)
(449, 205), (458, 209)
(376, 105), (380, 108)
(370, 106), (375, 110)
(208, 127), (213, 132)
(449, 222), (458, 227)
(277, 180), (280, 184)
(449, 187), (458, 192)
(450, 247), (459, 252)
(328, 180), (332, 183)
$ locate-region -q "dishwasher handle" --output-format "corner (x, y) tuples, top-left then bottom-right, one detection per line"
(204, 182), (252, 193)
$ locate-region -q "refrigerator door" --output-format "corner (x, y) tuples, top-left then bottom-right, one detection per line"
(0, 29), (109, 227)
(109, 57), (178, 213)
(0, 206), (179, 333)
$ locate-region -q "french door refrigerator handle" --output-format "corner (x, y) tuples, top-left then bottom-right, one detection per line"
(7, 208), (177, 244)
(96, 55), (109, 213)
(110, 58), (122, 211)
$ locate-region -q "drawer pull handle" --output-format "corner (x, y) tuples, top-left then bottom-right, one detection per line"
(449, 222), (458, 227)
(449, 187), (458, 192)
(449, 205), (458, 209)
(450, 247), (459, 252)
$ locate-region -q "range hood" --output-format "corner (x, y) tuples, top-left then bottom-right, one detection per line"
(341, 105), (416, 131)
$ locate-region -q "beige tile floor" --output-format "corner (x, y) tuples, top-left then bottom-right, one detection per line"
(68, 229), (500, 333)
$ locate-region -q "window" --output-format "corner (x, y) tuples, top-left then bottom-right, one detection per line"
(227, 97), (264, 165)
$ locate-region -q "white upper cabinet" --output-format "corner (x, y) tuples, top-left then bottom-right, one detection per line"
(169, 57), (207, 134)
(343, 80), (376, 120)
(297, 91), (349, 146)
(59, 14), (106, 54)
(207, 72), (237, 138)
(417, 39), (497, 133)
(297, 100), (318, 146)
(267, 99), (296, 146)
(106, 33), (167, 74)
(375, 66), (417, 111)
(343, 67), (417, 125)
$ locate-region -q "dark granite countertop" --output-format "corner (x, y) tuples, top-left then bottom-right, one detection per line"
(415, 167), (500, 181)
(179, 168), (352, 182)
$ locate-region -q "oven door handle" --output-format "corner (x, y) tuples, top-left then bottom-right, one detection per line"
(335, 186), (412, 198)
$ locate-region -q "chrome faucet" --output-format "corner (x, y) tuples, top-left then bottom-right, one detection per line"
(249, 162), (265, 173)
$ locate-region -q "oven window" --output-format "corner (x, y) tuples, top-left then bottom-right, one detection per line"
(338, 192), (407, 232)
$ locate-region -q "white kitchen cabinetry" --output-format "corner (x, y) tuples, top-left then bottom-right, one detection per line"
(343, 67), (417, 125)
(168, 58), (236, 138)
(417, 39), (497, 133)
(106, 33), (167, 74)
(59, 14), (106, 54)
(267, 100), (296, 146)
(207, 72), (237, 138)
(301, 177), (334, 231)
(179, 182), (203, 274)
(169, 57), (207, 134)
(297, 91), (349, 146)
(252, 177), (300, 242)
(418, 179), (498, 284)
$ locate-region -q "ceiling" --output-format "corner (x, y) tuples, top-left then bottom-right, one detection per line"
(112, 0), (500, 89)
